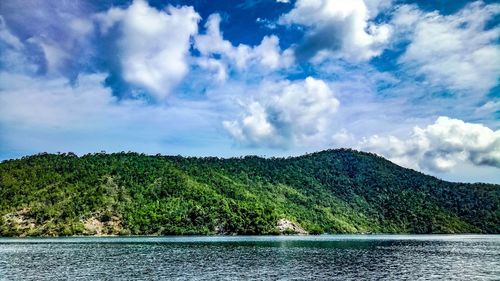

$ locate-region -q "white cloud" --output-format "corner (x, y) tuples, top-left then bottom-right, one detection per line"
(69, 18), (94, 37)
(395, 2), (500, 95)
(253, 36), (290, 69)
(391, 4), (422, 29)
(475, 100), (500, 118)
(361, 116), (500, 172)
(224, 102), (276, 145)
(0, 72), (116, 129)
(27, 38), (69, 75)
(0, 1), (97, 77)
(194, 13), (293, 78)
(223, 77), (339, 147)
(95, 0), (200, 99)
(0, 16), (23, 50)
(195, 57), (228, 82)
(332, 128), (354, 146)
(364, 0), (393, 18)
(0, 16), (38, 74)
(280, 0), (392, 62)
(0, 72), (219, 155)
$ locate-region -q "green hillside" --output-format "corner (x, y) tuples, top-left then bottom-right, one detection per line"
(0, 149), (498, 236)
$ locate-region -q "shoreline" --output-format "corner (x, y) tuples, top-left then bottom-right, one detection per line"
(1, 232), (497, 239)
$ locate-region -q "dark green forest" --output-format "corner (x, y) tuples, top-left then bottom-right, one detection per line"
(0, 149), (498, 236)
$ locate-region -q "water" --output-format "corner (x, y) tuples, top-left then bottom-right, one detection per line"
(0, 235), (499, 280)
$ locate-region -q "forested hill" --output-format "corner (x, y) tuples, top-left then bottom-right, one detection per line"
(0, 149), (498, 236)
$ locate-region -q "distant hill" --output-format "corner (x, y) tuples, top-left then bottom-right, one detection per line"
(0, 149), (498, 236)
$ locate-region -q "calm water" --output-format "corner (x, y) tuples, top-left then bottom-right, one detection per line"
(0, 235), (499, 280)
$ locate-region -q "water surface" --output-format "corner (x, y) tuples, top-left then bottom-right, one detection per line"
(0, 235), (498, 280)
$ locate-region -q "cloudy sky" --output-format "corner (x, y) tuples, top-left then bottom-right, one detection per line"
(0, 0), (499, 183)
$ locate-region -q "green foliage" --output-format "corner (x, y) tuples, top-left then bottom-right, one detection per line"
(0, 149), (498, 236)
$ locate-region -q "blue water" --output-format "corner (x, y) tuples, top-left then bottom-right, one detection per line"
(0, 235), (499, 280)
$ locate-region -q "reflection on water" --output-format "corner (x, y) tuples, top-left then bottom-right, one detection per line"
(0, 235), (499, 280)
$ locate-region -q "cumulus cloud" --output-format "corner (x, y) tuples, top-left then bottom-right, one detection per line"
(95, 0), (200, 99)
(280, 0), (392, 62)
(361, 116), (500, 172)
(194, 13), (293, 79)
(223, 77), (339, 147)
(395, 2), (500, 95)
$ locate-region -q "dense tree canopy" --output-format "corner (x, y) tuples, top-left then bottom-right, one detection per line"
(0, 149), (498, 236)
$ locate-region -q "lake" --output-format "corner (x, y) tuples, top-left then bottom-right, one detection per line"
(0, 235), (499, 280)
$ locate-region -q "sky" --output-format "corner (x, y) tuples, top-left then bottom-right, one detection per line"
(0, 0), (499, 184)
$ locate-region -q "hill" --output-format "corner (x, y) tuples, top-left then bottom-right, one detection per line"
(0, 149), (498, 236)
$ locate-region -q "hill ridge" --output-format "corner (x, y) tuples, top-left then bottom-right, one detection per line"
(0, 149), (498, 236)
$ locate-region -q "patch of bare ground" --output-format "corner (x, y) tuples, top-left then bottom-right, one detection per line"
(2, 208), (36, 236)
(277, 219), (308, 235)
(81, 214), (123, 235)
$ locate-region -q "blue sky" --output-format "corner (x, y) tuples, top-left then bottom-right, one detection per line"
(0, 0), (499, 183)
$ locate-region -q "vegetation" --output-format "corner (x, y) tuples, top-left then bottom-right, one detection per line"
(0, 149), (498, 236)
